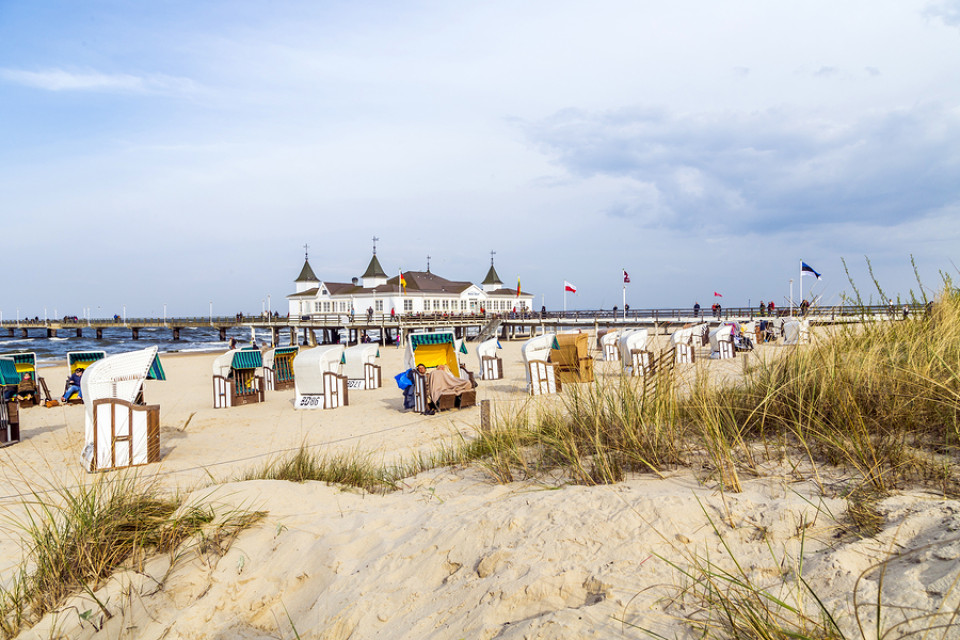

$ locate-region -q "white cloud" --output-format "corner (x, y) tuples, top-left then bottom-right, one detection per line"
(0, 67), (201, 95)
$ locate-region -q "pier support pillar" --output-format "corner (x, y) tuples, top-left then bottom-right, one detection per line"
(96, 328), (103, 339)
(309, 329), (317, 346)
(132, 328), (139, 340)
(76, 328), (82, 338)
(7, 328), (13, 337)
(219, 327), (227, 341)
(47, 328), (57, 338)
(289, 327), (297, 346)
(272, 327), (280, 345)
(172, 328), (181, 341)
(20, 329), (27, 338)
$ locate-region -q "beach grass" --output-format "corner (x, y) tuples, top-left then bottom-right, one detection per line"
(465, 286), (960, 498)
(0, 473), (263, 638)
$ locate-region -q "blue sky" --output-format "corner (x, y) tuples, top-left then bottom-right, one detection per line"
(2, 0), (959, 318)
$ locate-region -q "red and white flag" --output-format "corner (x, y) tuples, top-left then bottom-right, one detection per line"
(713, 291), (723, 297)
(623, 270), (630, 284)
(564, 281), (577, 293)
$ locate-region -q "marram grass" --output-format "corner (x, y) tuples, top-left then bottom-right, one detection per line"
(0, 473), (264, 638)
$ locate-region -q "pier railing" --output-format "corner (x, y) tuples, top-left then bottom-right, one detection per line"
(0, 303), (923, 330)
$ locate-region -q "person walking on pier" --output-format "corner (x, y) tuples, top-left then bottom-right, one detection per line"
(693, 302), (700, 318)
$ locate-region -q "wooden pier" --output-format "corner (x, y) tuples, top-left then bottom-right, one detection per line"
(0, 303), (917, 347)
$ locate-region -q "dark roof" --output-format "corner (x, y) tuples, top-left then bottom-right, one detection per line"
(287, 286), (319, 298)
(295, 259), (319, 283)
(481, 264), (502, 286)
(362, 254), (388, 279)
(387, 271), (472, 294)
(486, 287), (531, 297)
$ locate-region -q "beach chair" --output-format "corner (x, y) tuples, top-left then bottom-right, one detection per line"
(476, 337), (503, 380)
(63, 350), (106, 404)
(343, 344), (382, 390)
(600, 330), (620, 362)
(551, 332), (594, 383)
(0, 357), (21, 445)
(522, 334), (561, 396)
(670, 327), (695, 364)
(405, 331), (476, 413)
(212, 349), (265, 408)
(80, 347), (165, 472)
(263, 346), (298, 391)
(709, 323), (737, 359)
(782, 319), (810, 345)
(618, 329), (649, 375)
(3, 353), (44, 408)
(293, 345), (349, 409)
(695, 323), (710, 347)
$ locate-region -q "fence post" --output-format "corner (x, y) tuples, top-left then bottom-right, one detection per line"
(480, 399), (493, 433)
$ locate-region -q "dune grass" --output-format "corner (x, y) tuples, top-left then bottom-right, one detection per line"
(238, 442), (474, 493)
(0, 473), (263, 638)
(462, 286), (960, 497)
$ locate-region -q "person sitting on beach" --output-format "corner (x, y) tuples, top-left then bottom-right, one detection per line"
(17, 373), (37, 403)
(62, 368), (84, 403)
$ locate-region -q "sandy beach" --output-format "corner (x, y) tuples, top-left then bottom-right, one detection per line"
(3, 334), (959, 639)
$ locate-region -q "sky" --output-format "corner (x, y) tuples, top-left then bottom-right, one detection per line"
(2, 0), (959, 318)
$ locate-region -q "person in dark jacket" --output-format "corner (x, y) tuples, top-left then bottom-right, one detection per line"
(62, 368), (84, 403)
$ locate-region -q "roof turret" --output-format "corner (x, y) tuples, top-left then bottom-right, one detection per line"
(362, 254), (387, 279)
(296, 259), (319, 283)
(481, 264), (502, 286)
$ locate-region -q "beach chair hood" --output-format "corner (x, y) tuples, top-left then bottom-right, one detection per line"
(521, 333), (558, 384)
(81, 347), (165, 465)
(404, 331), (462, 378)
(342, 344), (379, 379)
(618, 329), (649, 366)
(293, 345), (346, 395)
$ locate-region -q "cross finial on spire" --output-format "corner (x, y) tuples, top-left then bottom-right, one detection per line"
(490, 250), (496, 266)
(372, 236), (379, 255)
(426, 255), (431, 272)
(304, 243), (309, 261)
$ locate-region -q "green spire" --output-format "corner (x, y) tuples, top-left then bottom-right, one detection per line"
(362, 254), (387, 279)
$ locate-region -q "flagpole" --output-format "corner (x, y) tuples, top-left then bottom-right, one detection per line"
(563, 284), (567, 314)
(798, 261), (803, 317)
(622, 268), (626, 319)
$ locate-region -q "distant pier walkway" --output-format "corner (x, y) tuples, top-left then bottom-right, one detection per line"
(1, 304), (918, 346)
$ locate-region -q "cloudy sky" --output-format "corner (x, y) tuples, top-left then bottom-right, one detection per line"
(2, 0), (959, 318)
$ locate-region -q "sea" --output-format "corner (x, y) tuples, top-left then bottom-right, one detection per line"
(0, 325), (284, 366)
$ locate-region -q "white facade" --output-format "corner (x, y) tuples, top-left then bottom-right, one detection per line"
(287, 255), (533, 318)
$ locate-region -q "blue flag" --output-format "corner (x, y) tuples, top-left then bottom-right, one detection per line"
(801, 262), (822, 280)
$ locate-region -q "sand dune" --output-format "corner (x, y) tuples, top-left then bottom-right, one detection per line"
(3, 335), (959, 639)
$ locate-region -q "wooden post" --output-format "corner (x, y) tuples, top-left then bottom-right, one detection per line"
(96, 328), (103, 339)
(172, 328), (180, 340)
(75, 328), (82, 338)
(132, 328), (140, 340)
(219, 327), (227, 341)
(480, 399), (493, 433)
(742, 352), (749, 375)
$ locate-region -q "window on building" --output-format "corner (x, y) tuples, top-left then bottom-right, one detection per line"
(442, 299), (449, 310)
(403, 299), (413, 312)
(375, 300), (384, 312)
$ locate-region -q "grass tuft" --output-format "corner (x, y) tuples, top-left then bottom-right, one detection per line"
(0, 473), (263, 638)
